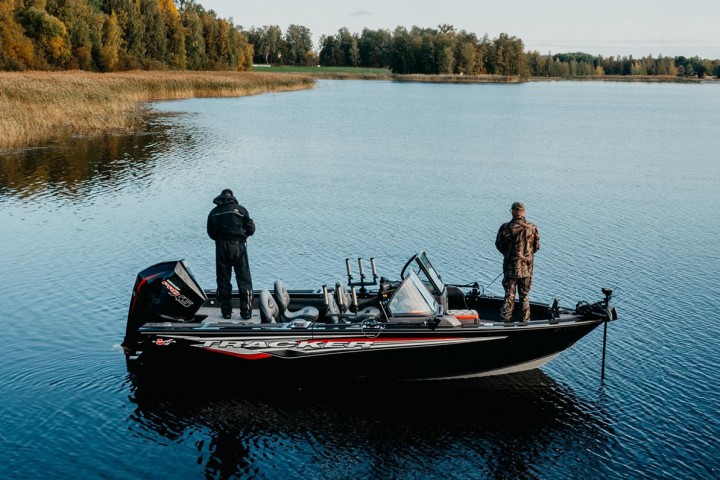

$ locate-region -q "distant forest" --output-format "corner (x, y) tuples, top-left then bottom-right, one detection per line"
(1, 0), (718, 78)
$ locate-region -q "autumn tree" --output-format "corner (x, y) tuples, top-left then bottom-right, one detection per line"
(181, 2), (204, 69)
(0, 0), (38, 69)
(525, 50), (549, 76)
(488, 33), (526, 77)
(160, 0), (184, 68)
(140, 0), (167, 67)
(16, 3), (72, 68)
(111, 0), (145, 67)
(46, 0), (105, 70)
(283, 24), (314, 65)
(98, 11), (121, 70)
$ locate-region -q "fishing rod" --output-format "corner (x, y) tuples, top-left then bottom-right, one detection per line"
(486, 271), (503, 289)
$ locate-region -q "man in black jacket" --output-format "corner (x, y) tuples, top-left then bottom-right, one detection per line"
(207, 189), (256, 319)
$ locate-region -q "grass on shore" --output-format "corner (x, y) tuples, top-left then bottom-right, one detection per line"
(259, 65), (714, 84)
(255, 66), (520, 82)
(254, 65), (393, 79)
(0, 70), (315, 150)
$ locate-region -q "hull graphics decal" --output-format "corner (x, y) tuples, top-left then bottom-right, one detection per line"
(155, 335), (507, 360)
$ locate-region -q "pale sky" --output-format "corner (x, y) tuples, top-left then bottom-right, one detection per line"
(199, 0), (719, 59)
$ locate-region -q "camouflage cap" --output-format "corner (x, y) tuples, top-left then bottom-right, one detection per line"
(511, 202), (525, 211)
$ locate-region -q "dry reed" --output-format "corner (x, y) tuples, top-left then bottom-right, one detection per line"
(0, 71), (315, 149)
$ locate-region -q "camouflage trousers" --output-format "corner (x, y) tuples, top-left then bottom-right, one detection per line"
(500, 276), (532, 322)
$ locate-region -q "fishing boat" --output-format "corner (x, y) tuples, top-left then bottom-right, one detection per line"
(122, 251), (617, 380)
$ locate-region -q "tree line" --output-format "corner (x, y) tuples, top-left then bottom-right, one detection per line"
(526, 51), (719, 78)
(2, 1), (718, 78)
(250, 24), (529, 77)
(308, 25), (720, 78)
(0, 0), (252, 71)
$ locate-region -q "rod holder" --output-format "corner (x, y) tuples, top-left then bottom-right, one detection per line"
(345, 258), (353, 284)
(358, 258), (365, 280)
(351, 286), (358, 313)
(346, 256), (379, 293)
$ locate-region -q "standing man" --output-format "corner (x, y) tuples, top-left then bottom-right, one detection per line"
(495, 202), (540, 322)
(207, 189), (256, 319)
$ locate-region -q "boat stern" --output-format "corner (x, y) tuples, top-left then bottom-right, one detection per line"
(122, 260), (207, 356)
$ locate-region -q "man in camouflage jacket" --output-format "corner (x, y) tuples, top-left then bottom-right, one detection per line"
(495, 202), (540, 322)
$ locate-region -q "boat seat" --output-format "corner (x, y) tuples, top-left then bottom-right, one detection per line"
(274, 280), (320, 323)
(324, 287), (344, 324)
(259, 289), (279, 323)
(322, 285), (381, 324)
(335, 281), (381, 318)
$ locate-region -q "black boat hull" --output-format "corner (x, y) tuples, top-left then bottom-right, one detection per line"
(133, 320), (602, 380)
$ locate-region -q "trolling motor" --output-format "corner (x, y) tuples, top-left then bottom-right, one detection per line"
(575, 288), (618, 321)
(346, 257), (378, 293)
(573, 287), (619, 384)
(602, 288), (613, 306)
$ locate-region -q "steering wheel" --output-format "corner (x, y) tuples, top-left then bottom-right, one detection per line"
(400, 254), (418, 279)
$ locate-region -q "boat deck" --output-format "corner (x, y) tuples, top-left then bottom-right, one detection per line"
(196, 305), (264, 324)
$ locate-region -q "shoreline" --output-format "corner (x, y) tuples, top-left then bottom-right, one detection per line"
(528, 74), (716, 84)
(258, 66), (718, 84)
(0, 71), (315, 150)
(2, 70), (715, 151)
(307, 72), (716, 84)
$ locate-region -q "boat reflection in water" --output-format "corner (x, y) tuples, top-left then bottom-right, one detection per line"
(126, 368), (614, 479)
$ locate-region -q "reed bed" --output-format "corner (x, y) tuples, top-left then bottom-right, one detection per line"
(0, 71), (315, 149)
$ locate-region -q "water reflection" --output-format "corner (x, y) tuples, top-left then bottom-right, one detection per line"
(127, 368), (613, 478)
(0, 118), (181, 200)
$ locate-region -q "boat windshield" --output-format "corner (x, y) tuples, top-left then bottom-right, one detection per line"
(387, 269), (439, 317)
(415, 251), (445, 295)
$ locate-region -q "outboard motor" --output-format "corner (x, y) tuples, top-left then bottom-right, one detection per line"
(122, 260), (207, 355)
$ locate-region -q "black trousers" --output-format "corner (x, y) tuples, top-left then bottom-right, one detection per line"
(215, 239), (252, 315)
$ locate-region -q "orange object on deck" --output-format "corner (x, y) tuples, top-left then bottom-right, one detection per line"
(449, 309), (480, 324)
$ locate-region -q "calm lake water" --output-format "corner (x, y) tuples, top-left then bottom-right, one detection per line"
(1, 79), (719, 479)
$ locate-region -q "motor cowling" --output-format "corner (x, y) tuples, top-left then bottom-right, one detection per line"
(122, 260), (207, 355)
